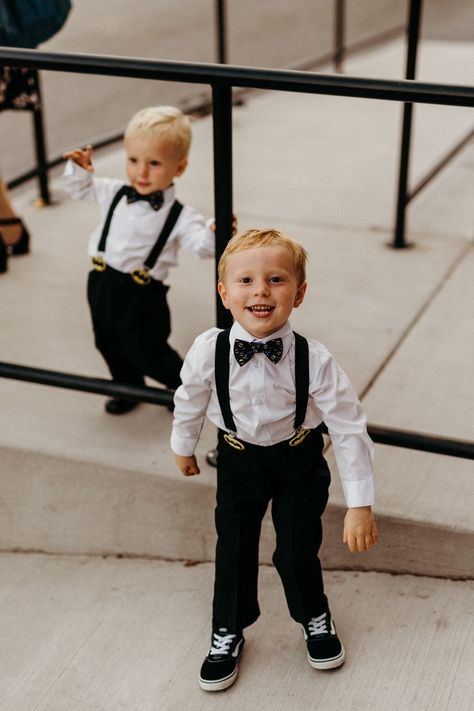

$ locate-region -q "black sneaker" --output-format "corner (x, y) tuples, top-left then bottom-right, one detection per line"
(303, 610), (345, 670)
(104, 398), (139, 415)
(199, 626), (245, 691)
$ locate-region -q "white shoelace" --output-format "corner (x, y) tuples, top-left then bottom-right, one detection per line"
(307, 612), (329, 636)
(210, 629), (236, 656)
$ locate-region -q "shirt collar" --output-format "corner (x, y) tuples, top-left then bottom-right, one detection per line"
(230, 321), (294, 360)
(163, 183), (175, 204)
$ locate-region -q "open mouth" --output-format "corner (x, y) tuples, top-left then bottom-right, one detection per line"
(247, 305), (274, 315)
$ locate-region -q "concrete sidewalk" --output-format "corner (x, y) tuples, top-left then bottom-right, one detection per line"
(0, 553), (472, 711)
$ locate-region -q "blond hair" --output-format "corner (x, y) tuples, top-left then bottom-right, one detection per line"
(218, 229), (307, 287)
(124, 105), (192, 159)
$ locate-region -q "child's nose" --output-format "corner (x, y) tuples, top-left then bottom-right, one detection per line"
(254, 280), (270, 296)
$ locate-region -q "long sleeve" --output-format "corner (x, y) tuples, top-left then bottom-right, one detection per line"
(62, 160), (124, 205)
(174, 205), (215, 260)
(170, 329), (218, 456)
(309, 348), (374, 507)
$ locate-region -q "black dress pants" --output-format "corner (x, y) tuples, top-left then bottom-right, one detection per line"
(212, 428), (331, 632)
(87, 267), (183, 390)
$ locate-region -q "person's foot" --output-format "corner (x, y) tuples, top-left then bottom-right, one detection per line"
(104, 398), (139, 415)
(0, 217), (30, 254)
(199, 626), (245, 691)
(303, 610), (345, 670)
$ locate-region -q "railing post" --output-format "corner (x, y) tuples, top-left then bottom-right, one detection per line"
(215, 0), (228, 64)
(391, 0), (423, 248)
(212, 82), (234, 329)
(334, 0), (345, 72)
(31, 71), (51, 205)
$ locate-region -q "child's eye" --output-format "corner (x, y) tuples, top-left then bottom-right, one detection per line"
(269, 276), (283, 283)
(240, 277), (252, 284)
(150, 160), (161, 167)
(128, 157), (137, 163)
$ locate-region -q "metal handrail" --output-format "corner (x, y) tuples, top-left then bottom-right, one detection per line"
(7, 1), (406, 201)
(1, 48), (473, 105)
(0, 361), (473, 460)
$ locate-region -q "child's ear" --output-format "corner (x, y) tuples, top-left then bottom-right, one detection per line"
(175, 157), (188, 178)
(294, 281), (307, 308)
(217, 281), (230, 309)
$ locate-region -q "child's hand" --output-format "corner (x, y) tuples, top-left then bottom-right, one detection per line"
(63, 144), (94, 172)
(210, 214), (238, 236)
(343, 506), (378, 552)
(175, 454), (200, 477)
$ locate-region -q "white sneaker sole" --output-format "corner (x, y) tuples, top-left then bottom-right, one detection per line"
(199, 666), (238, 692)
(307, 645), (346, 670)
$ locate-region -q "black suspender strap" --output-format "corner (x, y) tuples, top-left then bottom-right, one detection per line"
(293, 331), (309, 431)
(97, 185), (129, 252)
(144, 200), (183, 269)
(215, 329), (236, 432)
(96, 190), (183, 269)
(214, 329), (310, 435)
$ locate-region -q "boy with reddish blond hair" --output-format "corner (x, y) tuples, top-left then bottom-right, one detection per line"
(172, 228), (377, 691)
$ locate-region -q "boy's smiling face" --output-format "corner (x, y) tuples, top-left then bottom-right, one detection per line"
(125, 134), (188, 195)
(218, 245), (307, 339)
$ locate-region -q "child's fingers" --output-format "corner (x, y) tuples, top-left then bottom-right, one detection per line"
(63, 149), (79, 160)
(364, 533), (377, 550)
(183, 465), (200, 476)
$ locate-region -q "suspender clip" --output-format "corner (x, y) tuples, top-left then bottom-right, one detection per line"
(92, 256), (107, 272)
(131, 267), (151, 286)
(223, 432), (245, 451)
(289, 427), (310, 447)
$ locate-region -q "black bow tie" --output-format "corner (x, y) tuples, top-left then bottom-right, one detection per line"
(234, 337), (284, 366)
(125, 186), (164, 211)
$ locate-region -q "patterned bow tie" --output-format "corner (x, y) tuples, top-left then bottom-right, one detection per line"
(125, 186), (164, 211)
(234, 337), (284, 366)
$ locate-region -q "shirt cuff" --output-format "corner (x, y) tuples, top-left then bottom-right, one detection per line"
(170, 430), (199, 457)
(342, 477), (375, 508)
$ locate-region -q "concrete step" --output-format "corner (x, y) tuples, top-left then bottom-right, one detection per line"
(0, 552), (472, 711)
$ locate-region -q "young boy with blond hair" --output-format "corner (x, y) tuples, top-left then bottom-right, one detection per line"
(171, 228), (378, 691)
(63, 106), (215, 414)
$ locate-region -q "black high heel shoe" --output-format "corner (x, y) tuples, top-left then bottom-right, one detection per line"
(0, 217), (30, 255)
(0, 234), (8, 273)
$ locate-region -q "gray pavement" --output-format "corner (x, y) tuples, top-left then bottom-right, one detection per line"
(0, 28), (473, 711)
(0, 553), (472, 711)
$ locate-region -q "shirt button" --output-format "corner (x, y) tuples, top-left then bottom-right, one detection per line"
(255, 361), (262, 368)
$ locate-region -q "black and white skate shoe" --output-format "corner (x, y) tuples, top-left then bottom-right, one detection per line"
(303, 610), (345, 670)
(199, 626), (245, 691)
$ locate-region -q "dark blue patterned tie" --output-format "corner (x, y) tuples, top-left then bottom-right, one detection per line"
(233, 338), (283, 366)
(125, 186), (164, 211)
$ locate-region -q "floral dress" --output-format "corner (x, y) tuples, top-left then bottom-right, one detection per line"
(0, 65), (40, 111)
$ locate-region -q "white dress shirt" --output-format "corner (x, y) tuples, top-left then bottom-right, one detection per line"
(171, 320), (375, 508)
(63, 161), (215, 282)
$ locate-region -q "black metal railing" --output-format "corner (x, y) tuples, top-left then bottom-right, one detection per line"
(393, 0), (474, 248)
(7, 0), (404, 206)
(0, 45), (473, 461)
(0, 360), (472, 460)
(5, 1), (471, 248)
